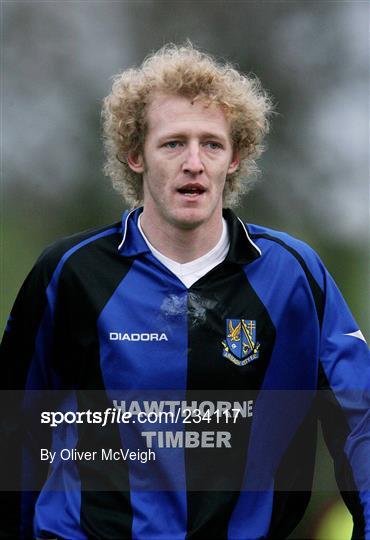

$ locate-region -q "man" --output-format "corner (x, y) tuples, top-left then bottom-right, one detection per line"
(1, 43), (369, 539)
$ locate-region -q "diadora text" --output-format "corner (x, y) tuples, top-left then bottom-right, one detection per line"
(109, 332), (168, 341)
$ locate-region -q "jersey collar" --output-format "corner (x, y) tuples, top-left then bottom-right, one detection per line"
(118, 206), (262, 264)
(118, 207), (151, 257)
(223, 208), (261, 264)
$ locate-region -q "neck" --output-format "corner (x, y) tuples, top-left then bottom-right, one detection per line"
(139, 210), (223, 263)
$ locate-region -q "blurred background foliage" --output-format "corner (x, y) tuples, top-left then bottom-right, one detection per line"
(2, 1), (369, 538)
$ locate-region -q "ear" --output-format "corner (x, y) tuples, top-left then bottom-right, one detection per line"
(227, 150), (240, 175)
(127, 150), (145, 173)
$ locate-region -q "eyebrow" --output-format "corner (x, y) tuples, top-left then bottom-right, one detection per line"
(157, 131), (228, 143)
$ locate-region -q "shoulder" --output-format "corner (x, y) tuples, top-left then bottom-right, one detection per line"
(248, 223), (318, 259)
(6, 221), (121, 329)
(32, 221), (122, 282)
(247, 223), (326, 289)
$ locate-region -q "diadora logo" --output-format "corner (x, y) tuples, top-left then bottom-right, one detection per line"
(222, 319), (260, 366)
(109, 332), (168, 342)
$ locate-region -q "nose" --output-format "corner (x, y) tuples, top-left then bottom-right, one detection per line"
(182, 143), (204, 176)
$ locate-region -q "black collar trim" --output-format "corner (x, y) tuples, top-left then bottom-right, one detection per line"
(118, 207), (261, 264)
(223, 209), (262, 265)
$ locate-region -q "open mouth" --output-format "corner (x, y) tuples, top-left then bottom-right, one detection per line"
(177, 183), (206, 197)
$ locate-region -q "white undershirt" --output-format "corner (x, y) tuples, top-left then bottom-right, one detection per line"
(137, 215), (230, 288)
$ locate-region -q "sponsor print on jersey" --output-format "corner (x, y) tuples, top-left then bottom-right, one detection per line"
(222, 319), (260, 366)
(109, 332), (168, 341)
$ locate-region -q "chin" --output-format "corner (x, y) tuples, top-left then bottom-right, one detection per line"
(169, 209), (208, 230)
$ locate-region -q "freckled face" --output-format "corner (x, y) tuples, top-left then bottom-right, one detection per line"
(128, 94), (239, 231)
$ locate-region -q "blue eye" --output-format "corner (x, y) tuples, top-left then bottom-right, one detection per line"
(206, 142), (222, 150)
(165, 141), (180, 148)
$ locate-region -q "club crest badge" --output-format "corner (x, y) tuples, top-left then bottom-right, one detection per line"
(222, 319), (260, 366)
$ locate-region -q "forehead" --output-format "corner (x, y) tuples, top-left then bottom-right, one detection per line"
(145, 94), (231, 137)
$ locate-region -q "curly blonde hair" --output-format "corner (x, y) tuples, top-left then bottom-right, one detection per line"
(102, 42), (273, 208)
